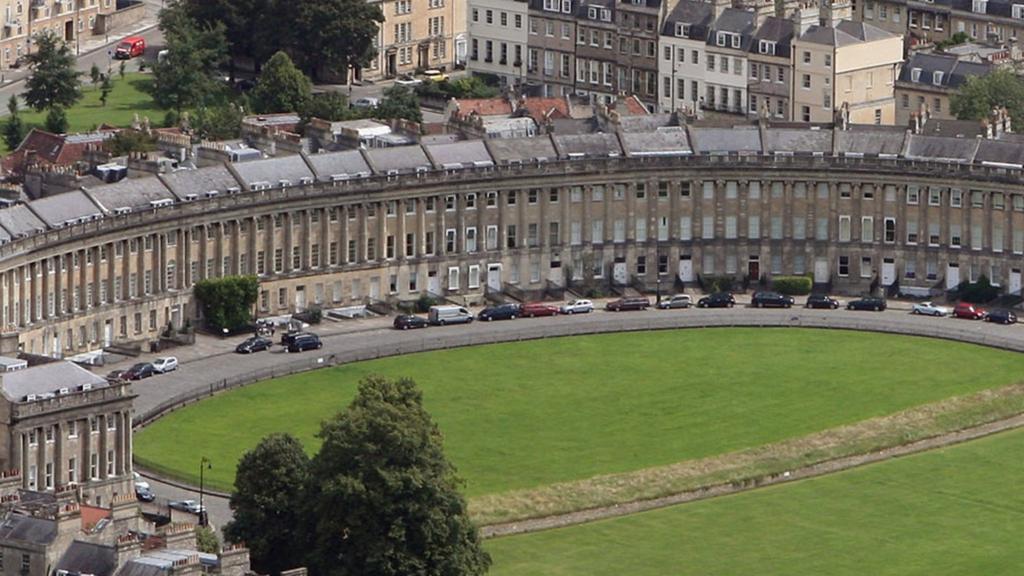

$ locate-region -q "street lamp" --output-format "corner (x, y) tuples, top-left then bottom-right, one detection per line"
(198, 456), (211, 527)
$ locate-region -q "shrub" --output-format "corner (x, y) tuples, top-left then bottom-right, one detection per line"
(415, 293), (438, 313)
(772, 276), (813, 296)
(193, 276), (259, 332)
(956, 275), (1001, 303)
(700, 275), (736, 293)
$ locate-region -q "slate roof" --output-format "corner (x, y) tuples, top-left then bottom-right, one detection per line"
(159, 165), (242, 199)
(306, 149), (373, 181)
(661, 0), (713, 35)
(897, 52), (991, 89)
(553, 132), (624, 158)
(800, 20), (894, 46)
(0, 361), (108, 401)
(56, 541), (118, 576)
(975, 139), (1024, 166)
(0, 204), (47, 238)
(0, 514), (57, 544)
(620, 128), (692, 156)
(485, 136), (558, 163)
(231, 155), (315, 188)
(617, 113), (676, 132)
(708, 8), (756, 49)
(364, 145), (433, 173)
(688, 126), (762, 153)
(27, 190), (102, 227)
(764, 128), (832, 153)
(424, 140), (494, 169)
(904, 134), (979, 162)
(84, 177), (176, 213)
(751, 16), (794, 57)
(834, 126), (907, 155)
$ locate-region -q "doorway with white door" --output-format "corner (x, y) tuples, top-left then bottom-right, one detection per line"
(946, 263), (960, 289)
(487, 264), (502, 292)
(678, 255), (693, 282)
(612, 259), (628, 285)
(1010, 268), (1022, 295)
(881, 258), (896, 286)
(814, 258), (830, 283)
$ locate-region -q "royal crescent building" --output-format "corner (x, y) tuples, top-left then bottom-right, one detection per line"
(0, 118), (1022, 358)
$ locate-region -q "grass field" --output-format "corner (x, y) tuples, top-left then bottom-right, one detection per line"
(485, 426), (1024, 576)
(134, 328), (1024, 496)
(5, 72), (166, 152)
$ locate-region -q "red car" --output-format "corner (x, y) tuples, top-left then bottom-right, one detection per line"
(952, 302), (986, 320)
(521, 302), (560, 317)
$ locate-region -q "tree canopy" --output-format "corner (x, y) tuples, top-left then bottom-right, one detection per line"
(250, 51), (311, 114)
(376, 85), (422, 123)
(149, 1), (228, 113)
(193, 275), (258, 331)
(950, 68), (1024, 125)
(224, 433), (309, 575)
(3, 95), (25, 151)
(23, 31), (82, 113)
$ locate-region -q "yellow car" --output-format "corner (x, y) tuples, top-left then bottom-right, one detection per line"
(423, 69), (449, 82)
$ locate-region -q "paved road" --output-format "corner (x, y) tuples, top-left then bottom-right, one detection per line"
(131, 297), (1024, 530)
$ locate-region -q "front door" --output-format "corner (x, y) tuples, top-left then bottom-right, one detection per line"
(103, 320), (112, 347)
(612, 262), (628, 285)
(678, 255), (694, 282)
(946, 263), (960, 289)
(814, 258), (830, 283)
(64, 21), (73, 42)
(295, 286), (307, 312)
(747, 258), (760, 281)
(487, 264), (502, 292)
(882, 258), (896, 286)
(369, 277), (381, 300)
(1011, 268), (1022, 295)
(428, 270), (440, 295)
(417, 45), (428, 69)
(386, 53), (396, 77)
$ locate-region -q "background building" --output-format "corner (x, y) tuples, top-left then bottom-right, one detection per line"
(367, 0), (467, 80)
(895, 51), (991, 125)
(467, 0), (528, 86)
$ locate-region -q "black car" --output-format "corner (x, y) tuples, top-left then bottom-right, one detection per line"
(106, 369), (127, 381)
(697, 292), (736, 308)
(135, 485), (155, 502)
(751, 291), (794, 308)
(280, 331), (302, 346)
(847, 297), (887, 311)
(605, 297), (651, 311)
(287, 333), (322, 353)
(124, 362), (155, 380)
(236, 336), (273, 353)
(805, 294), (841, 309)
(478, 303), (521, 321)
(986, 309), (1018, 325)
(393, 315), (429, 330)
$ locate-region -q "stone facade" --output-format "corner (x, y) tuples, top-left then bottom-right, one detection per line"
(0, 0), (113, 69)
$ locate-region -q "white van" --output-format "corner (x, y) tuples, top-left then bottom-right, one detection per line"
(428, 305), (474, 326)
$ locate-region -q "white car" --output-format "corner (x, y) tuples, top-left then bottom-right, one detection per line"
(169, 500), (205, 514)
(133, 471), (150, 490)
(395, 74), (422, 86)
(352, 97), (379, 109)
(911, 301), (949, 316)
(560, 299), (594, 314)
(152, 356), (178, 373)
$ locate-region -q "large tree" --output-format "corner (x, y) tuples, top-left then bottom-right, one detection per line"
(184, 0), (286, 77)
(192, 275), (258, 331)
(294, 0), (383, 81)
(23, 30), (82, 113)
(250, 51), (311, 114)
(149, 0), (228, 114)
(303, 376), (491, 576)
(224, 433), (309, 575)
(376, 85), (423, 123)
(951, 68), (1024, 125)
(3, 95), (25, 151)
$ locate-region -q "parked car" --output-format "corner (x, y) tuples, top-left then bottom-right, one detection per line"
(352, 97), (379, 109)
(114, 36), (146, 59)
(169, 500), (205, 514)
(135, 485), (155, 502)
(657, 294), (692, 309)
(393, 314), (430, 330)
(395, 74), (423, 86)
(478, 304), (520, 321)
(280, 331), (306, 346)
(287, 333), (323, 353)
(133, 472), (150, 491)
(696, 292), (735, 308)
(106, 369), (127, 381)
(986, 309), (1018, 325)
(428, 305), (474, 326)
(805, 294), (840, 309)
(953, 302), (987, 320)
(236, 336), (273, 353)
(123, 362), (155, 380)
(560, 299), (594, 314)
(423, 69), (449, 82)
(152, 356), (178, 373)
(605, 297), (651, 311)
(847, 297), (887, 311)
(521, 302), (561, 317)
(911, 301), (949, 317)
(751, 291), (795, 308)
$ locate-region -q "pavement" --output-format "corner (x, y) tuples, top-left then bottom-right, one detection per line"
(128, 292), (1024, 532)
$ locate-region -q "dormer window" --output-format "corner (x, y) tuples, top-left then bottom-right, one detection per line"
(933, 70), (944, 85)
(911, 67), (921, 82)
(601, 8), (611, 20)
(561, 0), (571, 13)
(731, 33), (740, 48)
(972, 0), (986, 13)
(759, 39), (775, 54)
(1013, 3), (1024, 18)
(588, 6), (597, 18)
(675, 22), (690, 37)
(717, 32), (726, 46)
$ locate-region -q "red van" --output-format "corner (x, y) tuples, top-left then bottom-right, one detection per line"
(114, 36), (145, 59)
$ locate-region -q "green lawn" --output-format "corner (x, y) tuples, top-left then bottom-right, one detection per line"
(486, 426), (1024, 576)
(134, 328), (1024, 495)
(8, 72), (166, 151)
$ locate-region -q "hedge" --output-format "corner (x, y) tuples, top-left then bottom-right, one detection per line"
(772, 276), (813, 296)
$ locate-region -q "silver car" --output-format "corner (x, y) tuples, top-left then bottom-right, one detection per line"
(657, 294), (692, 309)
(911, 301), (949, 316)
(559, 299), (594, 314)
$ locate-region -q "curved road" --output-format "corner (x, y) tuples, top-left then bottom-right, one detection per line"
(134, 302), (1024, 531)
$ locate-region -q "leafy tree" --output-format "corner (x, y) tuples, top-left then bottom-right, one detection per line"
(294, 0), (383, 80)
(303, 376), (491, 576)
(195, 526), (220, 554)
(302, 91), (361, 122)
(3, 95), (25, 151)
(149, 1), (228, 113)
(193, 102), (246, 140)
(104, 129), (157, 156)
(250, 51), (311, 114)
(23, 30), (82, 113)
(90, 63), (101, 85)
(376, 84), (422, 123)
(193, 275), (259, 331)
(44, 106), (68, 134)
(100, 74), (113, 107)
(184, 0), (286, 78)
(951, 68), (1024, 124)
(224, 434), (309, 575)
